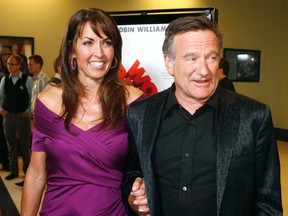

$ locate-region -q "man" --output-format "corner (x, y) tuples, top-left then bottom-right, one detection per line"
(14, 54), (48, 187)
(28, 55), (48, 115)
(0, 110), (9, 172)
(44, 56), (61, 90)
(0, 72), (9, 171)
(218, 58), (236, 92)
(11, 43), (29, 76)
(123, 16), (282, 215)
(0, 54), (33, 183)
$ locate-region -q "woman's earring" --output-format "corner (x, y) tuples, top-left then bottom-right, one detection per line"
(110, 57), (118, 69)
(71, 57), (77, 71)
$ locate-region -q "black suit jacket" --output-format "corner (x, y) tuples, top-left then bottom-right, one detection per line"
(123, 86), (282, 216)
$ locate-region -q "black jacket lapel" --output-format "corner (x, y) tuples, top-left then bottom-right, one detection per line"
(216, 90), (240, 215)
(136, 89), (169, 215)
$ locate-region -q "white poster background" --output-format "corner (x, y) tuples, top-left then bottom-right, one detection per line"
(119, 24), (174, 93)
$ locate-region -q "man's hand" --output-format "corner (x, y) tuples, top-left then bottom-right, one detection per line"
(128, 177), (150, 216)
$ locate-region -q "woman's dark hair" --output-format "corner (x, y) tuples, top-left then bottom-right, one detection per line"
(59, 8), (126, 131)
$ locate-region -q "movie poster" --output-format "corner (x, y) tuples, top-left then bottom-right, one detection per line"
(118, 24), (174, 96)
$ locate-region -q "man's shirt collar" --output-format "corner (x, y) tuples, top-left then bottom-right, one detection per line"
(162, 83), (220, 118)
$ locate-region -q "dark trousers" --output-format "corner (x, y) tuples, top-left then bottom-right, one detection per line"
(3, 113), (31, 175)
(0, 115), (9, 168)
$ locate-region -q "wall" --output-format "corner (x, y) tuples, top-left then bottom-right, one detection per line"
(0, 0), (287, 129)
(279, 0), (288, 129)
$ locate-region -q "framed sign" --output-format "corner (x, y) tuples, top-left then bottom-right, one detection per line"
(224, 48), (261, 82)
(0, 36), (34, 75)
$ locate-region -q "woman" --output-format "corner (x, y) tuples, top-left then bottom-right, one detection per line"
(21, 8), (143, 215)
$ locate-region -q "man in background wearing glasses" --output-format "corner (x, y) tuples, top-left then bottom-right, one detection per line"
(0, 54), (33, 186)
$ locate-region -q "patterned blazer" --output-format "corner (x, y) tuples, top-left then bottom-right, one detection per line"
(123, 86), (282, 216)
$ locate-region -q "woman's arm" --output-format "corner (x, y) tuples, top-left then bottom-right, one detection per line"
(21, 151), (47, 216)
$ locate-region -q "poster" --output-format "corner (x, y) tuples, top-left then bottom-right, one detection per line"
(118, 24), (173, 96)
(112, 8), (218, 96)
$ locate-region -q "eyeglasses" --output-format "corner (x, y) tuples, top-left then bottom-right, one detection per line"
(7, 63), (19, 66)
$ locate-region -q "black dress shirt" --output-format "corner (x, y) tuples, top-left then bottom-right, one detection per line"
(152, 85), (219, 216)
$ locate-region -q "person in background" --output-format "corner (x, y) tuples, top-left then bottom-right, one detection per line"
(21, 8), (144, 215)
(13, 55), (48, 187)
(0, 71), (9, 171)
(11, 43), (29, 76)
(44, 56), (61, 90)
(124, 16), (282, 216)
(0, 54), (33, 184)
(28, 55), (48, 116)
(0, 116), (9, 171)
(0, 53), (11, 77)
(218, 57), (236, 92)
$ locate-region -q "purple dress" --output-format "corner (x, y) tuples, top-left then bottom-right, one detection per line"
(32, 98), (136, 215)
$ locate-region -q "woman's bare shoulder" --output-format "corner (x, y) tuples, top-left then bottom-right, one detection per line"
(38, 86), (63, 114)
